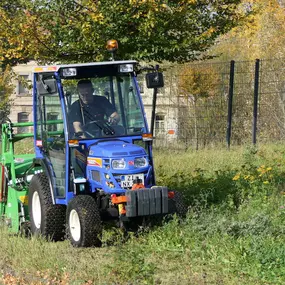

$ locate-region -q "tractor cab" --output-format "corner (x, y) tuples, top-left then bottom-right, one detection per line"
(33, 60), (161, 205)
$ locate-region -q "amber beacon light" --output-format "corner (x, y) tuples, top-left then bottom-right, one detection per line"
(106, 39), (118, 52)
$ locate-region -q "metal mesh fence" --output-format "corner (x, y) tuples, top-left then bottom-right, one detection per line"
(151, 58), (285, 149)
(230, 61), (255, 145)
(258, 59), (285, 142)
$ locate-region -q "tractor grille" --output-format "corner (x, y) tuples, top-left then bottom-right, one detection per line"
(130, 150), (144, 155)
(112, 152), (128, 156)
(91, 170), (101, 182)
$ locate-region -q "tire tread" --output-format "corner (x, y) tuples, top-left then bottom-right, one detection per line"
(29, 173), (65, 241)
(67, 195), (102, 247)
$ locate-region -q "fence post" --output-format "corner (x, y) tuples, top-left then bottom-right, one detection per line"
(252, 59), (260, 145)
(227, 60), (235, 149)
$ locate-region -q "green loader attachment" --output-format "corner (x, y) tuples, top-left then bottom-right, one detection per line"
(0, 121), (38, 233)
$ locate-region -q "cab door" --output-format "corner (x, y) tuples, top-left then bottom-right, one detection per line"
(35, 74), (67, 199)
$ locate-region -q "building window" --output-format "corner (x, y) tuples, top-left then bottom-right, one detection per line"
(18, 75), (30, 95)
(47, 112), (59, 132)
(155, 114), (165, 135)
(17, 112), (29, 133)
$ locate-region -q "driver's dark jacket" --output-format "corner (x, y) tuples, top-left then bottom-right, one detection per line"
(70, 96), (116, 126)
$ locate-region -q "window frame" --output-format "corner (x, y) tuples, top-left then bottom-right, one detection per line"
(17, 111), (30, 133)
(155, 113), (165, 135)
(17, 74), (31, 96)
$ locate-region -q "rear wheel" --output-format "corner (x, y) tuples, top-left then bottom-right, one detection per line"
(66, 195), (102, 247)
(28, 173), (66, 241)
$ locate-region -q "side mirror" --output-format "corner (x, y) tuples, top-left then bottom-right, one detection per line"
(145, 72), (164, 89)
(36, 78), (58, 95)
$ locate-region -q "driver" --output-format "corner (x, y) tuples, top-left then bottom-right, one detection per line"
(70, 79), (120, 138)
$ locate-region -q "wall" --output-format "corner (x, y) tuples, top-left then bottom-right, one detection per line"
(11, 61), (36, 132)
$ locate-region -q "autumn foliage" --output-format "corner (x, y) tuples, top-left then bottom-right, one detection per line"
(0, 0), (246, 66)
(0, 67), (13, 123)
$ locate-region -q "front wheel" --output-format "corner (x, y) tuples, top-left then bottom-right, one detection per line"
(66, 195), (102, 247)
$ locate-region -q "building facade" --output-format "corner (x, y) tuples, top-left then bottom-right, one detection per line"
(10, 62), (35, 132)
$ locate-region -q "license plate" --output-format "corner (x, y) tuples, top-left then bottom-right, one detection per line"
(121, 174), (144, 188)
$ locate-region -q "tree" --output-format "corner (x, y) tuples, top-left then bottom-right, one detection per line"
(209, 0), (285, 61)
(0, 66), (13, 124)
(0, 0), (248, 66)
(178, 63), (224, 149)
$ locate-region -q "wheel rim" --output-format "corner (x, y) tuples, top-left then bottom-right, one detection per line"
(69, 209), (81, 242)
(32, 191), (41, 229)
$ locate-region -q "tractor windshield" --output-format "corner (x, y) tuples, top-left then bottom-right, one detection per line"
(62, 66), (147, 140)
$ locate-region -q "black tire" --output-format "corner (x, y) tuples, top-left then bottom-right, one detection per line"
(169, 191), (188, 217)
(28, 173), (66, 241)
(66, 195), (102, 247)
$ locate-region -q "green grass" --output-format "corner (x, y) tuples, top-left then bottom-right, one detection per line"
(2, 143), (285, 284)
(14, 138), (34, 155)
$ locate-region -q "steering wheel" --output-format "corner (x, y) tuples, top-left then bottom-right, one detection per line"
(83, 120), (115, 136)
(83, 120), (101, 129)
(79, 120), (101, 137)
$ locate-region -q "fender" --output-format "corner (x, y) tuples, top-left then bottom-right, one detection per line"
(32, 158), (56, 204)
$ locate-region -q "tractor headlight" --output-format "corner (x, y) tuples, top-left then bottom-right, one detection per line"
(119, 64), (133, 73)
(112, 159), (126, 169)
(62, 68), (77, 77)
(134, 157), (148, 168)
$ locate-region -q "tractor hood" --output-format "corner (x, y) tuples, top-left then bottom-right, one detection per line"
(88, 140), (146, 158)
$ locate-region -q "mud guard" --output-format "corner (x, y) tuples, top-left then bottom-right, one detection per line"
(32, 158), (56, 204)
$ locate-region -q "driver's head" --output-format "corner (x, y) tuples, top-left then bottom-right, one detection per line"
(77, 79), (94, 104)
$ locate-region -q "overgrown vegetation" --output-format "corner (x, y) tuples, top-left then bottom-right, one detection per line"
(1, 144), (285, 284)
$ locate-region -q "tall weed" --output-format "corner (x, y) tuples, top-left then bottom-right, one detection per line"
(1, 143), (285, 284)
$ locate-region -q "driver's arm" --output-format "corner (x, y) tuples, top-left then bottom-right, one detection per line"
(73, 121), (86, 138)
(70, 101), (86, 138)
(109, 111), (120, 125)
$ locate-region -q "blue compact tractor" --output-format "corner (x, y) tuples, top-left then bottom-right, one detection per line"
(0, 40), (187, 247)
